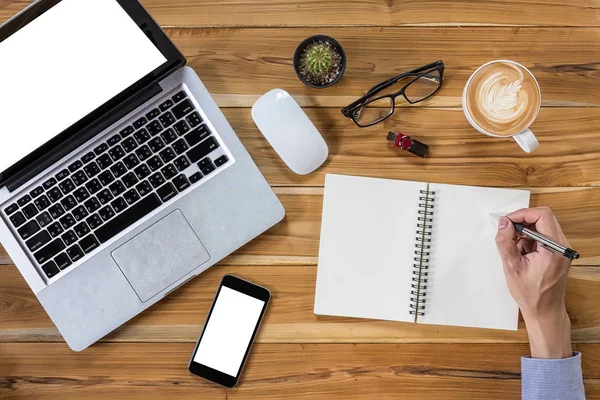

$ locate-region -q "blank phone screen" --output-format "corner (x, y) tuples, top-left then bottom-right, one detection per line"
(193, 286), (265, 377)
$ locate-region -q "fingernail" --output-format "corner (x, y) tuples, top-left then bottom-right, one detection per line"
(498, 217), (508, 229)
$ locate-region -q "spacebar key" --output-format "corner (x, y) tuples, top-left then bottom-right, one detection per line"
(95, 194), (162, 243)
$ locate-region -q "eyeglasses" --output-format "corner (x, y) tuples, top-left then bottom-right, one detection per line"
(341, 60), (444, 127)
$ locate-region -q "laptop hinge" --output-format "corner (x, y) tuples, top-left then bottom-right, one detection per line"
(5, 81), (163, 193)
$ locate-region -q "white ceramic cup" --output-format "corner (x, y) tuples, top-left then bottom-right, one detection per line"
(462, 60), (541, 153)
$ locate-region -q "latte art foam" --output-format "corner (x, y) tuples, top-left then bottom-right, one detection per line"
(465, 62), (540, 136)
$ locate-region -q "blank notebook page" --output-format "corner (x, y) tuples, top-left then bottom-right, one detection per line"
(314, 174), (426, 323)
(420, 183), (530, 330)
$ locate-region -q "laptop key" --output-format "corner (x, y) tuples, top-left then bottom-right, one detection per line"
(148, 137), (165, 153)
(86, 214), (103, 230)
(47, 222), (64, 238)
(109, 181), (126, 197)
(157, 183), (177, 202)
(84, 198), (101, 213)
(54, 253), (72, 270)
(172, 99), (193, 119)
(41, 260), (60, 278)
(188, 172), (203, 184)
(26, 230), (51, 252)
(159, 99), (174, 112)
(187, 137), (220, 163)
(71, 170), (88, 186)
(61, 230), (78, 246)
(108, 145), (125, 161)
(159, 148), (176, 163)
(95, 193), (162, 244)
(74, 222), (90, 238)
(146, 108), (160, 120)
(134, 128), (151, 144)
(4, 203), (18, 215)
(214, 155), (229, 167)
(59, 214), (76, 229)
(83, 162), (100, 178)
(73, 187), (90, 203)
(133, 117), (147, 129)
(98, 205), (116, 221)
(172, 139), (189, 156)
(56, 169), (70, 181)
(123, 189), (141, 205)
(136, 181), (152, 197)
(47, 187), (63, 203)
(79, 234), (100, 254)
(161, 128), (178, 145)
(159, 111), (175, 128)
(97, 189), (114, 205)
(184, 127), (208, 147)
(34, 195), (51, 211)
(148, 172), (165, 188)
(186, 112), (202, 128)
(173, 156), (190, 171)
(18, 220), (40, 240)
(72, 206), (89, 222)
(161, 164), (178, 180)
(123, 154), (140, 169)
(9, 211), (26, 227)
(68, 160), (83, 173)
(134, 164), (151, 180)
(17, 194), (31, 207)
(172, 91), (186, 103)
(201, 164), (216, 176)
(119, 125), (134, 138)
(122, 172), (139, 188)
(135, 145), (152, 161)
(22, 203), (39, 219)
(60, 195), (77, 211)
(198, 157), (212, 169)
(81, 152), (95, 164)
(147, 120), (163, 136)
(36, 212), (52, 227)
(94, 143), (109, 156)
(147, 155), (164, 171)
(49, 204), (65, 219)
(96, 154), (113, 169)
(59, 178), (76, 194)
(110, 197), (128, 214)
(66, 244), (84, 262)
(121, 137), (138, 153)
(107, 134), (121, 147)
(85, 178), (103, 194)
(172, 174), (190, 192)
(110, 162), (127, 178)
(173, 120), (190, 136)
(98, 170), (115, 186)
(34, 239), (65, 264)
(30, 186), (44, 198)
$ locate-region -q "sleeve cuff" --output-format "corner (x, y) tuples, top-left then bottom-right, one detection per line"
(521, 352), (585, 400)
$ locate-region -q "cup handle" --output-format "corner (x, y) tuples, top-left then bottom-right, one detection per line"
(513, 129), (539, 153)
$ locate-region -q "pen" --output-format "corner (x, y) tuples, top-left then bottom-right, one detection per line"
(490, 213), (579, 260)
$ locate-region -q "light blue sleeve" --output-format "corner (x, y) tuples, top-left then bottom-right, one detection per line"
(522, 352), (585, 400)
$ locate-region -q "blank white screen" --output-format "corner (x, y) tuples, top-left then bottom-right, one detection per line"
(0, 0), (167, 172)
(194, 286), (265, 377)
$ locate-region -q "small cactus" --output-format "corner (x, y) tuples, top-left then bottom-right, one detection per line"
(304, 42), (335, 79)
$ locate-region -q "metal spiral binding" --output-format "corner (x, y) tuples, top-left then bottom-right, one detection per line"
(409, 188), (436, 318)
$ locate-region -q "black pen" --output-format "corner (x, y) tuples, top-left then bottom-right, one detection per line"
(490, 213), (579, 260)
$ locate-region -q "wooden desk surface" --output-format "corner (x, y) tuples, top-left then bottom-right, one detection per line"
(1, 1), (599, 399)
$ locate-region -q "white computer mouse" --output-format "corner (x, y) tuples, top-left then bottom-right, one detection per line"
(251, 89), (329, 175)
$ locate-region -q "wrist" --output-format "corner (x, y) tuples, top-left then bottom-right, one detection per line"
(523, 310), (572, 359)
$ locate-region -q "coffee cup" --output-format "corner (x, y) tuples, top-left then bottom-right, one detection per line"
(462, 60), (541, 153)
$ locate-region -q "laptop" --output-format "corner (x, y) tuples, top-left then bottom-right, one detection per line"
(0, 0), (284, 351)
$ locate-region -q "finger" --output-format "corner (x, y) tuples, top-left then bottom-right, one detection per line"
(516, 237), (536, 255)
(495, 216), (523, 271)
(506, 207), (553, 225)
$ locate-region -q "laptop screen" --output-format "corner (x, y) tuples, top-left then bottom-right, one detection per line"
(0, 0), (174, 184)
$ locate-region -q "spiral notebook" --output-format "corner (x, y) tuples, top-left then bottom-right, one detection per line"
(314, 174), (530, 330)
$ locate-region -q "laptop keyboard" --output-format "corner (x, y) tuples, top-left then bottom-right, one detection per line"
(3, 89), (232, 280)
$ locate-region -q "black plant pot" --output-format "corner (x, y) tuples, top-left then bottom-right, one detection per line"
(293, 35), (346, 89)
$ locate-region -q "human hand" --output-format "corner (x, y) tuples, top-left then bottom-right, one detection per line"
(495, 206), (573, 359)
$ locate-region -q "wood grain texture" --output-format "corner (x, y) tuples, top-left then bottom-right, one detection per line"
(0, 264), (599, 343)
(3, 0), (600, 27)
(1, 343), (599, 400)
(165, 27), (600, 107)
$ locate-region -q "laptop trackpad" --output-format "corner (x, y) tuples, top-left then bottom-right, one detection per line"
(111, 210), (210, 303)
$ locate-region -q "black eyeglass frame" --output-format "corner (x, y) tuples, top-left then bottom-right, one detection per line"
(341, 60), (445, 127)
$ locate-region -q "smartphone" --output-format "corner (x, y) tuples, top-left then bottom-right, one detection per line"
(188, 274), (271, 388)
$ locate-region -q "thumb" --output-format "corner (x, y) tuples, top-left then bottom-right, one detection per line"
(495, 217), (522, 269)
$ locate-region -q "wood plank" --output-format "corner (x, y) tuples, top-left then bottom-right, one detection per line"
(3, 1), (600, 28)
(228, 108), (600, 187)
(3, 186), (600, 265)
(0, 343), (599, 400)
(163, 27), (600, 107)
(0, 264), (599, 343)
